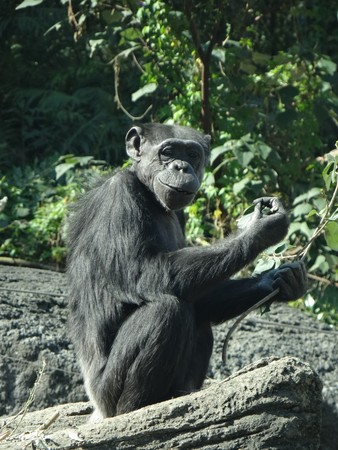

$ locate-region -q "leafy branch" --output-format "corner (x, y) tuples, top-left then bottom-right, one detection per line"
(298, 156), (338, 261)
(222, 155), (338, 363)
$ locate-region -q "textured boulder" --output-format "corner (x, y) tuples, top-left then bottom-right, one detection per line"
(0, 357), (322, 450)
(0, 265), (337, 449)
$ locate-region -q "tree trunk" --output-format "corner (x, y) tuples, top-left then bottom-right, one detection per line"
(0, 356), (322, 450)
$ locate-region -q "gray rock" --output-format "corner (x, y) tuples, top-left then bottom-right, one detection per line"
(0, 357), (322, 449)
(0, 265), (337, 448)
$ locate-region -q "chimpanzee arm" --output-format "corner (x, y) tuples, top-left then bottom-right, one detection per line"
(194, 261), (307, 322)
(164, 198), (289, 301)
(195, 277), (272, 322)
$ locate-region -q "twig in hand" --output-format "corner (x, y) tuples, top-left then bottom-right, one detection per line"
(222, 288), (279, 363)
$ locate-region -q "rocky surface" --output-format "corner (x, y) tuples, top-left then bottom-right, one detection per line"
(0, 265), (337, 448)
(0, 357), (322, 450)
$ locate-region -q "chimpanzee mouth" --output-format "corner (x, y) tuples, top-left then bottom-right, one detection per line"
(158, 180), (195, 196)
(172, 187), (194, 195)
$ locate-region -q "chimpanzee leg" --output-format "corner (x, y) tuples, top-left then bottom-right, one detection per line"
(170, 320), (213, 396)
(190, 322), (214, 388)
(88, 297), (196, 417)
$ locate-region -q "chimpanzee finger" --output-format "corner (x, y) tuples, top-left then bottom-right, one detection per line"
(252, 199), (263, 220)
(253, 197), (274, 211)
(273, 262), (308, 300)
(255, 197), (286, 215)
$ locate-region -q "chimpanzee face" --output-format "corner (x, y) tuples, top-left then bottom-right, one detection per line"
(126, 123), (210, 211)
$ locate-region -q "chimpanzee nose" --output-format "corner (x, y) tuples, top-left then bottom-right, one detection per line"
(168, 160), (189, 173)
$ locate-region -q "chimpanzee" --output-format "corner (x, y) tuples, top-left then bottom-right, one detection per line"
(67, 123), (307, 420)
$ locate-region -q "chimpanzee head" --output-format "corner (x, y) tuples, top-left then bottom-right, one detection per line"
(126, 123), (211, 211)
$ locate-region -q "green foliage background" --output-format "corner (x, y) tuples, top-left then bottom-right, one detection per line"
(0, 0), (337, 323)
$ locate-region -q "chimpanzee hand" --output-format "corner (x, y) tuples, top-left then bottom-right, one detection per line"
(245, 197), (289, 249)
(265, 261), (308, 301)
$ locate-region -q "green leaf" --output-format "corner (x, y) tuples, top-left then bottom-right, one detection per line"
(252, 52), (270, 65)
(293, 203), (312, 217)
(120, 28), (142, 41)
(322, 161), (334, 190)
(203, 172), (215, 186)
(210, 141), (238, 165)
(253, 258), (276, 275)
(306, 209), (318, 219)
(16, 0), (44, 9)
(14, 207), (30, 218)
(131, 83), (157, 102)
(293, 188), (321, 205)
(317, 56), (337, 76)
(288, 222), (313, 239)
(255, 141), (272, 160)
(273, 243), (288, 254)
(212, 48), (226, 63)
(309, 254), (329, 274)
(240, 61), (256, 74)
(233, 148), (254, 167)
(233, 177), (249, 195)
(324, 221), (338, 250)
(101, 9), (124, 25)
(55, 163), (75, 180)
(313, 196), (326, 212)
(117, 45), (141, 60)
(71, 156), (94, 166)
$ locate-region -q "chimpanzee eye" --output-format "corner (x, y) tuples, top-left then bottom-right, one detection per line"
(186, 148), (200, 160)
(161, 147), (173, 157)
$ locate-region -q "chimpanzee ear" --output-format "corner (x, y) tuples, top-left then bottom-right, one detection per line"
(125, 126), (143, 161)
(204, 134), (211, 150)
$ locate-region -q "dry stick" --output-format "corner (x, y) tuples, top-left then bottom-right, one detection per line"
(0, 286), (66, 297)
(222, 251), (310, 363)
(222, 170), (338, 363)
(308, 272), (338, 288)
(114, 60), (152, 121)
(4, 360), (46, 439)
(37, 411), (60, 432)
(222, 288), (280, 362)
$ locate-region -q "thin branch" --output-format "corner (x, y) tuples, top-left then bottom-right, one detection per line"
(132, 52), (145, 74)
(0, 286), (67, 297)
(4, 360), (46, 438)
(299, 172), (338, 261)
(114, 60), (152, 121)
(308, 273), (338, 288)
(67, 0), (82, 41)
(222, 288), (279, 363)
(38, 412), (60, 432)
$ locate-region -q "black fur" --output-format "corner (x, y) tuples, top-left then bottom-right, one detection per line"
(67, 123), (307, 419)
